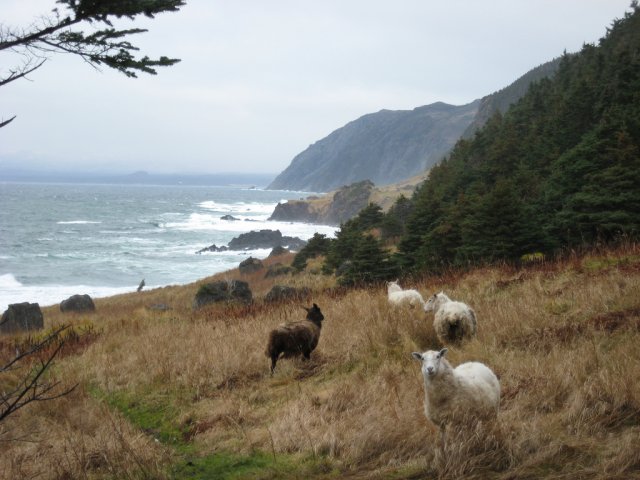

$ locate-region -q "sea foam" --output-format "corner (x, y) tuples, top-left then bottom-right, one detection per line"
(0, 275), (137, 312)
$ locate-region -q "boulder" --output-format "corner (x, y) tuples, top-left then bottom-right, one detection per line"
(196, 230), (306, 255)
(239, 257), (264, 275)
(1, 302), (44, 334)
(60, 294), (96, 313)
(264, 285), (311, 303)
(227, 229), (307, 251)
(193, 280), (252, 309)
(220, 215), (240, 221)
(268, 245), (289, 257)
(196, 244), (228, 254)
(264, 263), (294, 278)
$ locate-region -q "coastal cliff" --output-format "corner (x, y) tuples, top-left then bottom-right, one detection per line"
(268, 59), (561, 193)
(269, 176), (422, 225)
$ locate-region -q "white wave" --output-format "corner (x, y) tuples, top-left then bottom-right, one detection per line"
(198, 201), (278, 216)
(162, 213), (221, 231)
(0, 282), (139, 312)
(162, 213), (337, 239)
(0, 273), (23, 288)
(57, 220), (102, 225)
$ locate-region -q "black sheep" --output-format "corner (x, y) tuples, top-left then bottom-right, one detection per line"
(265, 304), (324, 373)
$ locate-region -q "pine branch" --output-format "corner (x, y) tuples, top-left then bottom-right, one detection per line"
(0, 60), (46, 87)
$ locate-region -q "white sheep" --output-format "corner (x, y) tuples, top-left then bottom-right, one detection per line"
(424, 291), (477, 344)
(387, 280), (426, 309)
(411, 348), (500, 429)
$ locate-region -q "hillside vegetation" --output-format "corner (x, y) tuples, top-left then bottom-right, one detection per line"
(299, 6), (640, 286)
(3, 7), (640, 480)
(396, 7), (640, 272)
(1, 246), (639, 479)
(268, 59), (560, 193)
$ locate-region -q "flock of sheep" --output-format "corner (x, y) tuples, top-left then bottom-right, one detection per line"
(264, 280), (499, 432)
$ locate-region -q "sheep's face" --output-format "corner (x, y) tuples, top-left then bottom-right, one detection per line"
(387, 281), (401, 294)
(423, 292), (446, 312)
(412, 349), (448, 378)
(305, 303), (324, 324)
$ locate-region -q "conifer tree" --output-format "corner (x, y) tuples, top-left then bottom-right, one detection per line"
(1, 0), (185, 127)
(381, 194), (413, 240)
(292, 233), (331, 272)
(339, 234), (396, 286)
(395, 3), (640, 268)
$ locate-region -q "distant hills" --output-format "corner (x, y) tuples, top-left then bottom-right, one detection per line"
(268, 58), (561, 192)
(0, 169), (276, 187)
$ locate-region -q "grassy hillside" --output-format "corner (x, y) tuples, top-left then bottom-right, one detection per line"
(2, 246), (640, 479)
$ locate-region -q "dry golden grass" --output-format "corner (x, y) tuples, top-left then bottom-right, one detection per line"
(2, 246), (640, 479)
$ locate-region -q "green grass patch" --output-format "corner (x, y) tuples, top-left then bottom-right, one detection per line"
(583, 254), (640, 272)
(89, 385), (339, 479)
(89, 385), (191, 452)
(171, 450), (338, 480)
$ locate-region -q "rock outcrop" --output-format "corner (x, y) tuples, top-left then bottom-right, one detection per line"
(238, 257), (264, 275)
(1, 302), (44, 334)
(196, 229), (307, 254)
(60, 294), (96, 313)
(264, 285), (311, 303)
(269, 180), (375, 225)
(264, 263), (294, 278)
(269, 201), (319, 223)
(268, 246), (289, 257)
(192, 280), (252, 309)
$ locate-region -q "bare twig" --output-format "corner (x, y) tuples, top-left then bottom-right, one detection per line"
(0, 325), (78, 423)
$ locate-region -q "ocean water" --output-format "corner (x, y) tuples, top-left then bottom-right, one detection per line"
(0, 182), (336, 311)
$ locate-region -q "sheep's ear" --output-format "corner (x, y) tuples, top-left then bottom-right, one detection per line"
(438, 348), (448, 358)
(313, 303), (319, 310)
(411, 352), (423, 361)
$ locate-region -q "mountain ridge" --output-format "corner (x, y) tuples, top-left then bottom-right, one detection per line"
(268, 59), (561, 192)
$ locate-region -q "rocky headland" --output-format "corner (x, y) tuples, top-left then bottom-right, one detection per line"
(196, 229), (307, 254)
(269, 175), (423, 225)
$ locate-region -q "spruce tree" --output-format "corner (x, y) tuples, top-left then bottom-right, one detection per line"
(339, 234), (396, 286)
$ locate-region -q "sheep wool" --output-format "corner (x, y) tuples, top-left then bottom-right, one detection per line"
(387, 280), (426, 309)
(411, 349), (500, 428)
(424, 292), (477, 344)
(265, 303), (324, 373)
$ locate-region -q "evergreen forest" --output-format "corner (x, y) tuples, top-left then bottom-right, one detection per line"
(295, 4), (640, 282)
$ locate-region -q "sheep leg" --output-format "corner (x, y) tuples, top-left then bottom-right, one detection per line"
(303, 350), (311, 360)
(270, 356), (278, 374)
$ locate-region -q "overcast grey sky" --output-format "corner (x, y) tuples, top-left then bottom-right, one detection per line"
(0, 0), (633, 175)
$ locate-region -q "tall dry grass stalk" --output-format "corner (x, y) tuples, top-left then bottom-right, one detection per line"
(1, 245), (640, 478)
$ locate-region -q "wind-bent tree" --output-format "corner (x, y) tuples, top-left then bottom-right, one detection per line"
(0, 0), (185, 128)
